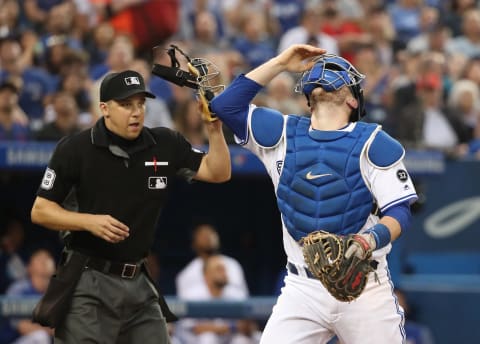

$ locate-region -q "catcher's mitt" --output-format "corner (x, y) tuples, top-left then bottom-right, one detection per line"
(301, 231), (378, 302)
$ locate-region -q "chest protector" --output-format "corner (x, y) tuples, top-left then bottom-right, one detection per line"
(277, 117), (377, 241)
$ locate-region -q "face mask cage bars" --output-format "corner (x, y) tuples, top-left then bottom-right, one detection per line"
(294, 54), (365, 94)
(189, 57), (225, 96)
(151, 44), (224, 96)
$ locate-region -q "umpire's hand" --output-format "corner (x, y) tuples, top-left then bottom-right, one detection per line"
(86, 215), (130, 243)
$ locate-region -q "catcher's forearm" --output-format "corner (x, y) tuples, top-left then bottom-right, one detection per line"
(246, 56), (286, 87)
(210, 75), (262, 140)
(375, 216), (401, 246)
(367, 201), (411, 249)
(246, 44), (326, 86)
(380, 216), (401, 239)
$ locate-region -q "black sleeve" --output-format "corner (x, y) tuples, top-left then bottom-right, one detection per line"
(149, 127), (205, 180)
(172, 131), (204, 179)
(37, 136), (79, 204)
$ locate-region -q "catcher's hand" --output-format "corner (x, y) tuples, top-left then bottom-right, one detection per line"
(301, 231), (378, 302)
(344, 233), (376, 259)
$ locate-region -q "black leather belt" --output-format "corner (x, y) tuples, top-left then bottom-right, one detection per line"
(287, 262), (315, 279)
(85, 256), (143, 279)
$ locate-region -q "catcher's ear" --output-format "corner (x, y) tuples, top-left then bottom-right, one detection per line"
(346, 97), (358, 110)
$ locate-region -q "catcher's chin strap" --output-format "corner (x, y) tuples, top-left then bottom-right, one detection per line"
(151, 45), (219, 122)
(151, 45), (199, 90)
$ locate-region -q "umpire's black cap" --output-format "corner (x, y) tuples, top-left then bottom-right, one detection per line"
(100, 70), (155, 102)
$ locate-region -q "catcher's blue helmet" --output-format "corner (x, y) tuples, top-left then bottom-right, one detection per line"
(295, 54), (366, 121)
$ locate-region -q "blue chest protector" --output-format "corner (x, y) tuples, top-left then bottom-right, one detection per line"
(276, 117), (377, 241)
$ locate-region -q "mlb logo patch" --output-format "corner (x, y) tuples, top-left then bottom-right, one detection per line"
(148, 176), (167, 189)
(124, 76), (140, 86)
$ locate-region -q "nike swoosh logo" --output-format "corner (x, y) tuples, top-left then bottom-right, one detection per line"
(306, 172), (332, 180)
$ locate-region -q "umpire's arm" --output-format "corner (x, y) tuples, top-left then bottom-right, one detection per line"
(194, 119), (231, 183)
(31, 197), (130, 244)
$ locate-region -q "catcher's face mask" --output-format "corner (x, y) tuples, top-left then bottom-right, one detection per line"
(187, 57), (225, 96)
(151, 45), (224, 95)
(151, 45), (224, 121)
(295, 54), (366, 121)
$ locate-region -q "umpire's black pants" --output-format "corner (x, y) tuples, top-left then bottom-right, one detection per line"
(54, 268), (170, 344)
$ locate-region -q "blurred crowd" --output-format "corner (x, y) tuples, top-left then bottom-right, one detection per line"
(0, 0), (480, 159)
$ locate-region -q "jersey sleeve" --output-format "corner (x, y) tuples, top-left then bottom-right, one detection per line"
(363, 158), (418, 212)
(241, 107), (288, 187)
(210, 74), (264, 141)
(239, 105), (286, 146)
(171, 131), (204, 180)
(37, 137), (79, 204)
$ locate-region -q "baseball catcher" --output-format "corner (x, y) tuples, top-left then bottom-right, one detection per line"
(152, 45), (224, 122)
(209, 45), (418, 343)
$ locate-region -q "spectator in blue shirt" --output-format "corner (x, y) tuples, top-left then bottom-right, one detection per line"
(3, 249), (55, 344)
(271, 0), (305, 35)
(388, 0), (423, 47)
(23, 0), (64, 31)
(233, 10), (276, 69)
(0, 37), (55, 130)
(0, 81), (29, 141)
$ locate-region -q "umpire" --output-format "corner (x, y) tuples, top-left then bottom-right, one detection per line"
(30, 70), (231, 343)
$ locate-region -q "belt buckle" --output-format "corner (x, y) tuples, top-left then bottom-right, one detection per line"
(121, 264), (137, 279)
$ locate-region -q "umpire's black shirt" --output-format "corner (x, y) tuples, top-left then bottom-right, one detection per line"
(37, 118), (204, 262)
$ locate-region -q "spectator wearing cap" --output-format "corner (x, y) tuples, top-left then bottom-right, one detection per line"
(0, 81), (30, 141)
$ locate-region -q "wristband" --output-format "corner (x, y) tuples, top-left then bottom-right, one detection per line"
(366, 223), (391, 249)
